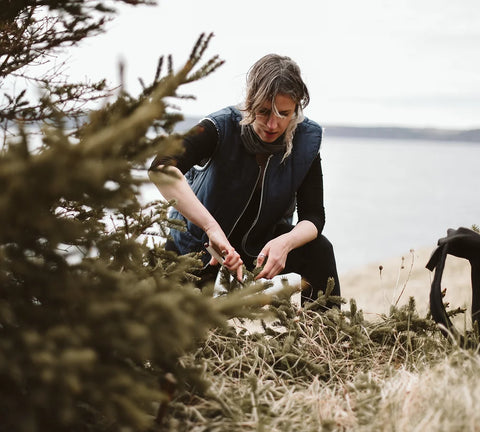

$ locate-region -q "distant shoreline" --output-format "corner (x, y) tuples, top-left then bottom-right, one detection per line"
(179, 116), (480, 143)
(323, 125), (480, 143)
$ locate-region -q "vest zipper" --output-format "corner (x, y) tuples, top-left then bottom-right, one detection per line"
(240, 154), (273, 256)
(226, 165), (263, 239)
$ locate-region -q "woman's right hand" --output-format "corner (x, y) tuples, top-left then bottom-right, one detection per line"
(205, 226), (243, 281)
(149, 165), (243, 279)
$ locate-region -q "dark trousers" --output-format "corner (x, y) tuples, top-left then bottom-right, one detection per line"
(272, 224), (341, 306)
(165, 224), (341, 307)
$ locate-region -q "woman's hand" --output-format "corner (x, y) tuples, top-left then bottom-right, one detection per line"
(255, 220), (318, 280)
(205, 225), (243, 281)
(255, 234), (291, 280)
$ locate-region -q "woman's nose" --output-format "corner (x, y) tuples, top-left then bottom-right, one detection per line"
(266, 114), (278, 129)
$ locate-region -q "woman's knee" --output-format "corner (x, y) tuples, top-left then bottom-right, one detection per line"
(312, 234), (335, 257)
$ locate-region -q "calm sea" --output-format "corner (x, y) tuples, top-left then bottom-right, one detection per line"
(142, 136), (480, 275)
(320, 137), (480, 273)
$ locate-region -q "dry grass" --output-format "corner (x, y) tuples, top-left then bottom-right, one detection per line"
(159, 303), (474, 431)
(159, 249), (479, 431)
(340, 247), (471, 322)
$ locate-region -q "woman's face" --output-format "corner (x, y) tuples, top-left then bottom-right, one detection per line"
(252, 94), (296, 143)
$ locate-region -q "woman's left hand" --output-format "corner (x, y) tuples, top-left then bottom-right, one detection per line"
(254, 221), (318, 280)
(255, 234), (291, 280)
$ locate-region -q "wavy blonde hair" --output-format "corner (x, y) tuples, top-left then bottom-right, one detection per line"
(240, 54), (310, 159)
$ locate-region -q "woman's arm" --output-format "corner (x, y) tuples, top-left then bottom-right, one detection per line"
(148, 164), (244, 279)
(296, 153), (325, 233)
(255, 154), (324, 280)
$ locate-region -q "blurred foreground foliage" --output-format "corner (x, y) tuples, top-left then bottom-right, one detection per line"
(1, 0), (161, 142)
(0, 3), (282, 429)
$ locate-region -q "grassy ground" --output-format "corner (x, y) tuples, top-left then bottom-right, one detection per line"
(160, 249), (478, 431)
(160, 300), (479, 431)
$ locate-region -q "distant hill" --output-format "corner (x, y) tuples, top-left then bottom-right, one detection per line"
(323, 125), (480, 143)
(177, 116), (480, 143)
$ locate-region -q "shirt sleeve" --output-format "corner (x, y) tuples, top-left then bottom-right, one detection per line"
(296, 153), (326, 234)
(149, 119), (218, 174)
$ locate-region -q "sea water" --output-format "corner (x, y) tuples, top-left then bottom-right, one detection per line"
(321, 137), (480, 273)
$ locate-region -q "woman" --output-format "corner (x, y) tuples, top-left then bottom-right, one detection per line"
(149, 54), (340, 305)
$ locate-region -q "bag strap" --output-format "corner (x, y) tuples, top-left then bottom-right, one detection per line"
(426, 242), (454, 336)
(426, 227), (480, 339)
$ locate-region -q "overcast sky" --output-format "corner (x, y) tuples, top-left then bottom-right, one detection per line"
(67, 0), (480, 129)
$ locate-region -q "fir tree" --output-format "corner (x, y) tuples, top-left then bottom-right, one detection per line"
(1, 0), (155, 145)
(0, 3), (279, 431)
